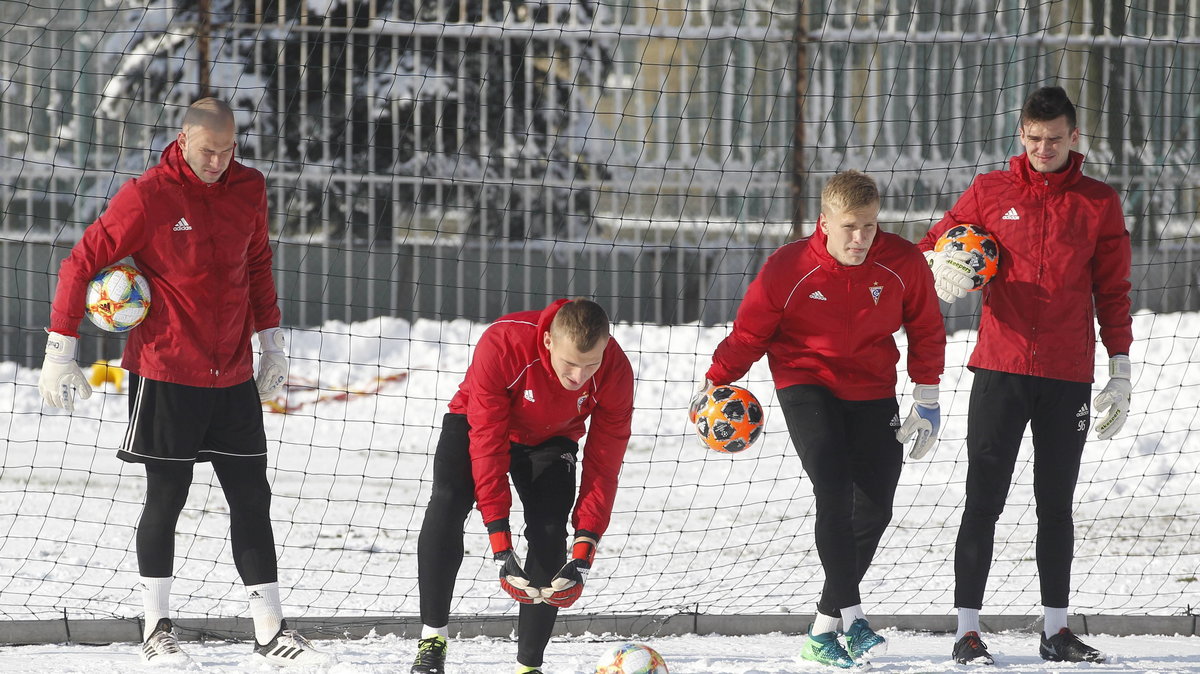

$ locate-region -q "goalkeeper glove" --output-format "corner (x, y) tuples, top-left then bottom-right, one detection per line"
(488, 522), (542, 604)
(255, 327), (289, 402)
(1093, 355), (1132, 440)
(542, 533), (598, 608)
(38, 332), (92, 412)
(688, 378), (713, 424)
(896, 383), (941, 459)
(924, 249), (976, 304)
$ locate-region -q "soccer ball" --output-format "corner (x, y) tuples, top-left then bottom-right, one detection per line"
(934, 223), (1000, 289)
(691, 384), (764, 454)
(595, 642), (669, 673)
(85, 263), (151, 332)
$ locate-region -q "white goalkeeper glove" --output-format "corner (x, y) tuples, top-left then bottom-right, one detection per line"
(255, 327), (288, 402)
(688, 378), (713, 424)
(1093, 355), (1132, 440)
(924, 249), (976, 304)
(38, 332), (92, 412)
(896, 383), (941, 459)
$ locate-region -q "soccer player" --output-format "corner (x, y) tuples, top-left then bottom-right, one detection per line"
(695, 170), (946, 668)
(410, 298), (635, 674)
(37, 98), (334, 668)
(921, 85), (1133, 665)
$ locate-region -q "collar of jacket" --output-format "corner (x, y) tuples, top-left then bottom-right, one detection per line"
(1009, 150), (1085, 192)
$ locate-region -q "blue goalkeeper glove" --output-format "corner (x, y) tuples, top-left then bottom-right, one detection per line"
(896, 384), (941, 459)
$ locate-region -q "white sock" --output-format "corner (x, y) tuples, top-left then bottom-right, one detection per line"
(141, 576), (172, 641)
(840, 604), (866, 627)
(1044, 606), (1068, 637)
(812, 611), (840, 636)
(246, 582), (285, 645)
(421, 625), (449, 640)
(956, 608), (981, 640)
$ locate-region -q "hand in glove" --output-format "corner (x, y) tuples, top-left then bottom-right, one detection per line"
(542, 534), (598, 608)
(896, 383), (941, 459)
(489, 523), (542, 604)
(255, 327), (289, 402)
(688, 378), (713, 424)
(38, 332), (92, 412)
(1093, 355), (1132, 440)
(924, 249), (977, 304)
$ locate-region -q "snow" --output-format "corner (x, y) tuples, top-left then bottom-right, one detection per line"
(1, 310), (1198, 670)
(1, 629), (1199, 672)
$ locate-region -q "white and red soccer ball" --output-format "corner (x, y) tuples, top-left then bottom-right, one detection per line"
(85, 263), (151, 332)
(595, 642), (668, 673)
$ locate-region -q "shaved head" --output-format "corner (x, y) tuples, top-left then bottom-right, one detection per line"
(182, 97), (235, 133)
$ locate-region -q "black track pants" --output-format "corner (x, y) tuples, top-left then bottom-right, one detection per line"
(954, 369), (1090, 609)
(417, 413), (578, 667)
(777, 385), (903, 616)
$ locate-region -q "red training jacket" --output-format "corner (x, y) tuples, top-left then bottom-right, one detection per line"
(49, 141), (280, 388)
(448, 299), (635, 538)
(707, 227), (945, 400)
(918, 151), (1133, 383)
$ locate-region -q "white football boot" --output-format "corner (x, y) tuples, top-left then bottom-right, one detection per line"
(141, 617), (192, 666)
(254, 620), (337, 668)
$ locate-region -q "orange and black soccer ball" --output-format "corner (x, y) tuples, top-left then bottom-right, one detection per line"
(934, 223), (1000, 289)
(691, 385), (764, 454)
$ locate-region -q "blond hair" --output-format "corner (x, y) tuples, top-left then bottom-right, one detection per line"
(821, 170), (879, 214)
(551, 299), (610, 352)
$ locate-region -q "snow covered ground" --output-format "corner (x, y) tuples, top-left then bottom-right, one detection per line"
(1, 310), (1197, 670)
(1, 629), (1200, 672)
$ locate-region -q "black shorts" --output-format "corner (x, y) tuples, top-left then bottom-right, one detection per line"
(118, 374), (268, 465)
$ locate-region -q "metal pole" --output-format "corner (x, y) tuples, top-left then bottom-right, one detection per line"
(792, 3), (809, 240)
(198, 0), (211, 98)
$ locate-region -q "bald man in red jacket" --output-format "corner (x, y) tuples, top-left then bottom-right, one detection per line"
(411, 298), (635, 674)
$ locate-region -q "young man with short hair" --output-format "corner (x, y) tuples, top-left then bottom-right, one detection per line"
(411, 298), (635, 674)
(697, 170), (946, 668)
(921, 85), (1133, 665)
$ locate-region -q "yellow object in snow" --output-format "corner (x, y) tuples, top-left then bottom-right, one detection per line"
(89, 360), (126, 393)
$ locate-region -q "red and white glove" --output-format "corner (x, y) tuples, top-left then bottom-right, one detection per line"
(1093, 355), (1132, 440)
(924, 249), (976, 304)
(488, 523), (542, 604)
(255, 328), (288, 402)
(38, 332), (92, 412)
(542, 534), (597, 608)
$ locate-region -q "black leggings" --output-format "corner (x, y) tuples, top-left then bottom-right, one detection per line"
(137, 460), (277, 585)
(417, 413), (578, 667)
(777, 385), (903, 616)
(955, 369), (1090, 609)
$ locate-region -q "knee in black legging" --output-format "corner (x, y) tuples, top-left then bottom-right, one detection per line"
(138, 462), (194, 576)
(425, 481), (475, 526)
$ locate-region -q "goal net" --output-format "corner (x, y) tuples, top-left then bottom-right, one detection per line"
(0, 0), (1197, 630)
